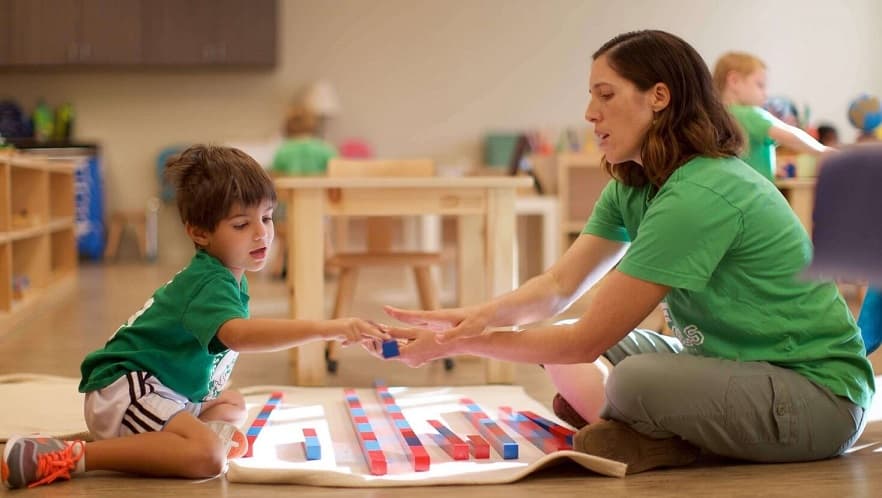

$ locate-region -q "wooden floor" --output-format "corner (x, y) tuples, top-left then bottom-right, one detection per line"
(2, 261), (882, 497)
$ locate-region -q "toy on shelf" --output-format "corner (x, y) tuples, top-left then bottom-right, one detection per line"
(11, 209), (38, 229)
(12, 275), (30, 300)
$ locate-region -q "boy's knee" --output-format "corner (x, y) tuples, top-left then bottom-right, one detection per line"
(181, 432), (227, 478)
(220, 389), (246, 407)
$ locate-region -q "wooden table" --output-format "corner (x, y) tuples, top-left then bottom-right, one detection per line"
(274, 175), (533, 386)
(776, 178), (815, 234)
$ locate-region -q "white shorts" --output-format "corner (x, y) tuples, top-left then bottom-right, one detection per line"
(83, 371), (203, 440)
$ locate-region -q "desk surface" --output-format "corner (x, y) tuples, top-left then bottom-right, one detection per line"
(775, 178), (815, 188)
(275, 176), (534, 189)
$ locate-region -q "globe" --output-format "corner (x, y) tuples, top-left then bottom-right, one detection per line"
(764, 96), (799, 125)
(847, 94), (882, 132)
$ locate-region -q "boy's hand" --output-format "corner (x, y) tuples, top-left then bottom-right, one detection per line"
(322, 318), (390, 346)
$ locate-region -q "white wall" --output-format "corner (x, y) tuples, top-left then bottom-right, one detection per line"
(0, 0), (878, 264)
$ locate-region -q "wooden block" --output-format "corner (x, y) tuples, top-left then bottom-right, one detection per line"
(242, 391), (284, 458)
(520, 410), (575, 447)
(466, 434), (490, 459)
(460, 398), (518, 460)
(375, 383), (431, 471)
(428, 419), (469, 460)
(498, 406), (568, 453)
(302, 427), (321, 460)
(344, 388), (388, 475)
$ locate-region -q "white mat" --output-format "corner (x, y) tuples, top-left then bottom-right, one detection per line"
(228, 384), (625, 486)
(0, 373), (90, 442)
(0, 375), (626, 485)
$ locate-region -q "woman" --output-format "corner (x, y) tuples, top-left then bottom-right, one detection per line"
(371, 30), (873, 474)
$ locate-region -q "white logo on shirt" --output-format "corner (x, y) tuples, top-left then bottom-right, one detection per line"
(660, 302), (704, 347)
(673, 324), (705, 347)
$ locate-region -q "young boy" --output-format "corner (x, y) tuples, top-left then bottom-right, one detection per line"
(713, 51), (831, 181)
(1, 145), (389, 489)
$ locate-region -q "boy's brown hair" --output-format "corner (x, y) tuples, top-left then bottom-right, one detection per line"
(593, 30), (744, 187)
(712, 52), (766, 95)
(164, 144), (277, 231)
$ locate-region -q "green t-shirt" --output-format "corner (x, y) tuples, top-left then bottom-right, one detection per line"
(79, 251), (250, 402)
(271, 137), (337, 176)
(583, 156), (874, 409)
(729, 104), (776, 182)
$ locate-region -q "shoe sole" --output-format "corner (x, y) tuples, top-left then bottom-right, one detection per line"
(228, 429), (249, 460)
(2, 435), (25, 488)
(574, 422), (698, 474)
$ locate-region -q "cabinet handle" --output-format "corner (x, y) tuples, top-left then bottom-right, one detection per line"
(202, 44), (215, 61)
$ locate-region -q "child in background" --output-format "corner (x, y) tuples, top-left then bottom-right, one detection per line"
(817, 123), (840, 147)
(713, 52), (832, 181)
(271, 105), (337, 176)
(2, 145), (389, 490)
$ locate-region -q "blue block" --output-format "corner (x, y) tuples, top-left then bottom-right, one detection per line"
(501, 442), (519, 459)
(364, 439), (381, 451)
(387, 405), (401, 413)
(395, 419), (410, 429)
(304, 445), (321, 460)
(304, 439), (321, 460)
(351, 407), (366, 417)
(357, 423), (372, 432)
(405, 436), (422, 446)
(246, 427), (262, 436)
(381, 340), (400, 358)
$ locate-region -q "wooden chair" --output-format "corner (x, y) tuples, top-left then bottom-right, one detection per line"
(324, 158), (453, 372)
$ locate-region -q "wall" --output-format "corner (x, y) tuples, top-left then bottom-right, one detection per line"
(0, 0), (878, 264)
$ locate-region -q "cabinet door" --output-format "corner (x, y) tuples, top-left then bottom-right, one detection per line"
(141, 0), (216, 65)
(9, 0), (80, 65)
(79, 0), (142, 64)
(0, 1), (10, 64)
(215, 0), (276, 66)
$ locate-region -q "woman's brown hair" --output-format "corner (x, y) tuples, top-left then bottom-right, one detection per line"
(593, 30), (743, 187)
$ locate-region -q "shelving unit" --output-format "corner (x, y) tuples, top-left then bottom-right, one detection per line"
(557, 151), (606, 250)
(0, 151), (78, 334)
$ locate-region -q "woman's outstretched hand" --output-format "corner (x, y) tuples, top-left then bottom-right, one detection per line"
(383, 305), (491, 343)
(363, 326), (451, 367)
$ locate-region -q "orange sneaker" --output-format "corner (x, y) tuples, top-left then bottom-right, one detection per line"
(1, 435), (85, 489)
(206, 422), (249, 460)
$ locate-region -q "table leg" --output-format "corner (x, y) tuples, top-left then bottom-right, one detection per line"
(484, 188), (516, 384)
(288, 189), (327, 386)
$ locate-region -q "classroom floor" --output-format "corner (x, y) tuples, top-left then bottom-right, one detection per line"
(2, 261), (881, 497)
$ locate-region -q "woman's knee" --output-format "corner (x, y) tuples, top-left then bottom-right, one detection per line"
(604, 354), (677, 418)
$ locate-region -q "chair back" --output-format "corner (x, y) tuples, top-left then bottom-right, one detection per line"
(327, 158), (434, 178)
(326, 158), (435, 251)
(808, 144), (882, 354)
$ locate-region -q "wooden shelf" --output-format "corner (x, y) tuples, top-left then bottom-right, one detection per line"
(0, 153), (77, 335)
(557, 151), (606, 248)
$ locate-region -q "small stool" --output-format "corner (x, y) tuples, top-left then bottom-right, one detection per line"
(104, 211), (148, 260)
